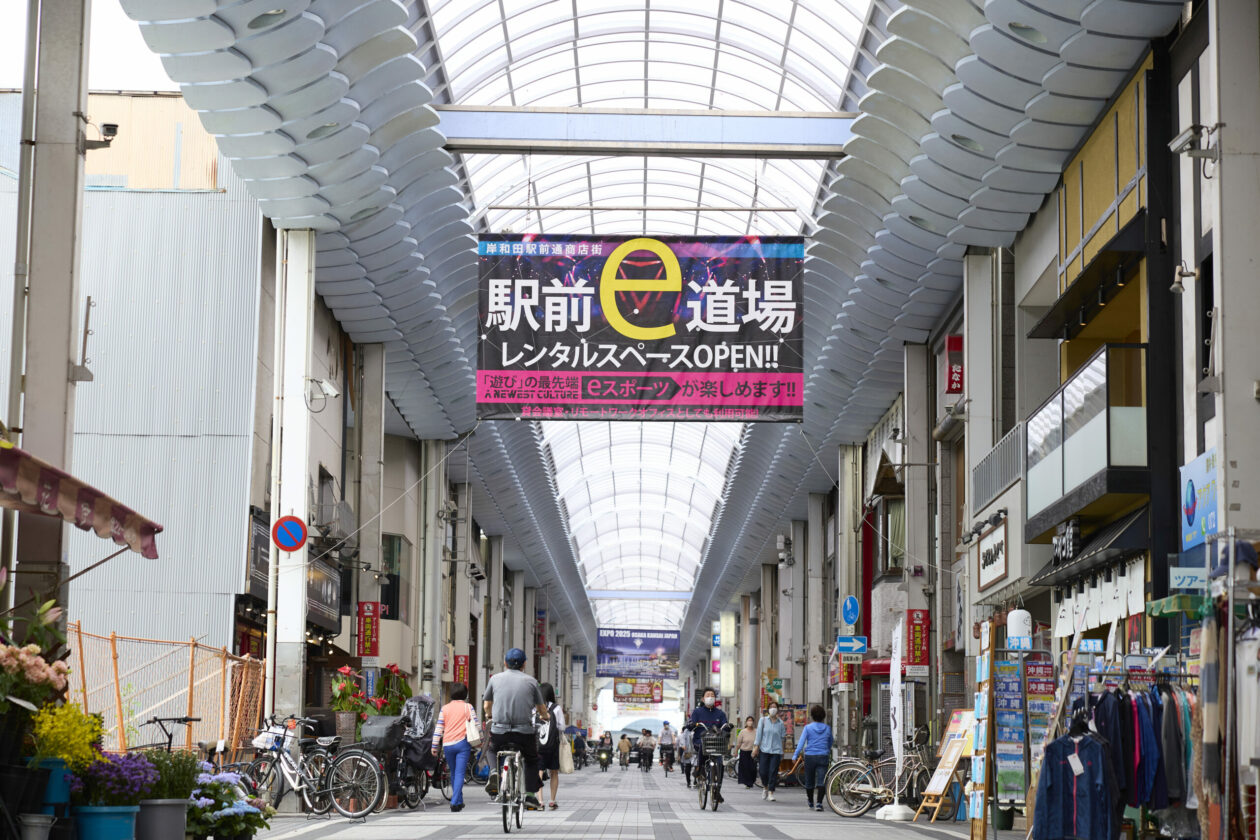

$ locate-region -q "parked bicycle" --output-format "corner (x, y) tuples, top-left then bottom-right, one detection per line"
(128, 715), (201, 752)
(824, 725), (933, 817)
(247, 715), (383, 819)
(496, 747), (527, 834)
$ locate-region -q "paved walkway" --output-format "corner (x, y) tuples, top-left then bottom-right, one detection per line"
(254, 763), (978, 840)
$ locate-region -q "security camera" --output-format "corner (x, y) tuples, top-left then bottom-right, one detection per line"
(316, 378), (340, 398)
(101, 123), (119, 139)
(1168, 125), (1203, 155)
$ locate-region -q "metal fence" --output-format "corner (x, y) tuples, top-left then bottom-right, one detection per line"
(67, 622), (265, 758)
(972, 422), (1024, 514)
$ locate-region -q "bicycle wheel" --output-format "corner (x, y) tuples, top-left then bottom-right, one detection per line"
(399, 763), (423, 810)
(826, 765), (877, 817)
(247, 756), (282, 808)
(697, 770), (708, 809)
(299, 752), (333, 815)
(903, 766), (931, 807)
(327, 750), (384, 819)
(514, 793), (523, 828)
(935, 784), (959, 821)
(440, 760), (453, 800)
(709, 764), (721, 811)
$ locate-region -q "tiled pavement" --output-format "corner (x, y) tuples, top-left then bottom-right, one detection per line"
(253, 763), (978, 840)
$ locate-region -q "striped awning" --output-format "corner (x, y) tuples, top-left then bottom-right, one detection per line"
(0, 440), (162, 559)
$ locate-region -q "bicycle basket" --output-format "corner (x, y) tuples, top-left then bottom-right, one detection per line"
(402, 733), (436, 771)
(361, 715), (406, 753)
(251, 723), (288, 751)
(700, 732), (729, 754)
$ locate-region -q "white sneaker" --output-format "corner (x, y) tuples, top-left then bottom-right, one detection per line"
(762, 789), (768, 800)
(767, 792), (776, 801)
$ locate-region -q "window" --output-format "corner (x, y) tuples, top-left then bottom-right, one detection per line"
(380, 534), (412, 626)
(872, 496), (906, 575)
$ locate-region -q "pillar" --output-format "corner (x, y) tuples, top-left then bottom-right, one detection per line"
(1210, 0), (1260, 533)
(759, 564), (775, 696)
(452, 483), (471, 675)
(419, 440), (444, 696)
(780, 519), (807, 700)
(510, 571), (526, 650)
(739, 595), (755, 719)
(13, 0), (91, 607)
(523, 587), (537, 670)
(487, 536), (506, 682)
(835, 444), (862, 746)
(805, 493), (827, 702)
(266, 228), (315, 719)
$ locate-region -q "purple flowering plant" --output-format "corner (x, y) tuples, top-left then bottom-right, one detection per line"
(70, 751), (158, 806)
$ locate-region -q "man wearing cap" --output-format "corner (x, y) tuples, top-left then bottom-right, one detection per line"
(483, 647), (550, 810)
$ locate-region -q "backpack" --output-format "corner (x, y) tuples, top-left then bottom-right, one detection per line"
(537, 702), (560, 748)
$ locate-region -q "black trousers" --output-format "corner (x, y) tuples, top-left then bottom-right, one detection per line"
(490, 731), (542, 794)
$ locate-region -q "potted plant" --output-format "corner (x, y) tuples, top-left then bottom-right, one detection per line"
(0, 593), (71, 765)
(30, 702), (103, 813)
(137, 750), (200, 840)
(70, 751), (157, 840)
(186, 766), (273, 840)
(330, 666), (365, 742)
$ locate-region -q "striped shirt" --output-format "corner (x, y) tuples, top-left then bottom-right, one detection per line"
(433, 701), (479, 748)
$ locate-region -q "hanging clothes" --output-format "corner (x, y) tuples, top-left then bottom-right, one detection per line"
(1144, 689), (1169, 810)
(1032, 733), (1119, 840)
(1237, 627), (1260, 785)
(1158, 685), (1185, 800)
(1091, 690), (1129, 803)
(1200, 614), (1221, 792)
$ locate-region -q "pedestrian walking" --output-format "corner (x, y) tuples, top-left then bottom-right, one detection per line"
(536, 682), (566, 809)
(790, 705), (834, 811)
(735, 716), (757, 788)
(679, 726), (696, 787)
(753, 703), (786, 801)
(431, 683), (480, 812)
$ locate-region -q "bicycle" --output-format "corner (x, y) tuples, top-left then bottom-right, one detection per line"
(639, 746), (653, 772)
(128, 716), (201, 752)
(694, 724), (731, 811)
(824, 726), (933, 817)
(660, 745), (675, 776)
(247, 715), (383, 819)
(496, 747), (527, 834)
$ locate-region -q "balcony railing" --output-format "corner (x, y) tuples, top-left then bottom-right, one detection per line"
(1025, 344), (1148, 520)
(973, 422), (1024, 514)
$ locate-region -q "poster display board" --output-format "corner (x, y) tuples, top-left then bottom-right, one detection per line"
(613, 678), (664, 703)
(993, 659), (1025, 800)
(596, 628), (680, 678)
(477, 235), (805, 421)
(970, 623), (994, 840)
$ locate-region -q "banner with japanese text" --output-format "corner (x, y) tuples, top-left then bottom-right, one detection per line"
(477, 235), (804, 422)
(596, 628), (680, 679)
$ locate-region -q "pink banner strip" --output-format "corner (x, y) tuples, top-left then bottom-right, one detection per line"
(477, 370), (802, 407)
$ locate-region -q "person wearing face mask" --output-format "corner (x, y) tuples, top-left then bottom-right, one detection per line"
(685, 687), (731, 803)
(734, 716), (758, 788)
(753, 704), (786, 800)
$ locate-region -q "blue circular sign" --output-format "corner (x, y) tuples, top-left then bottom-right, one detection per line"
(272, 516), (307, 552)
(842, 596), (860, 626)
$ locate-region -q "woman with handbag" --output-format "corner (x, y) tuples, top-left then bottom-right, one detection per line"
(537, 682), (567, 809)
(432, 683), (482, 812)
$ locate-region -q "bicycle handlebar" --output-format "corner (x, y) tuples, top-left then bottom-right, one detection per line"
(143, 716), (201, 726)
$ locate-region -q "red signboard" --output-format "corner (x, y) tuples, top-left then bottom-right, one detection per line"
(356, 601), (380, 657)
(907, 609), (930, 666)
(614, 678), (663, 702)
(945, 335), (964, 394)
(454, 654), (469, 686)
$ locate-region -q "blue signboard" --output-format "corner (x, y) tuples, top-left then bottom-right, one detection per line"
(842, 596), (860, 626)
(1180, 449), (1218, 551)
(835, 635), (868, 654)
(596, 628), (680, 679)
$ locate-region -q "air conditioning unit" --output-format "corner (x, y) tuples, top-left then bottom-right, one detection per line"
(469, 563), (487, 582)
(316, 499), (355, 540)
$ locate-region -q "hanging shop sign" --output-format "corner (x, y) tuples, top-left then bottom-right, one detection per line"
(454, 654), (469, 687)
(476, 235), (805, 422)
(1179, 448), (1218, 551)
(906, 609), (930, 673)
(977, 522), (1008, 591)
(307, 556), (342, 632)
(356, 601), (380, 658)
(945, 335), (964, 395)
(596, 628), (680, 679)
(613, 678), (664, 703)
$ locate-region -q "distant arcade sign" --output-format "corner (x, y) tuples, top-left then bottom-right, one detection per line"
(272, 516), (307, 552)
(476, 235), (805, 422)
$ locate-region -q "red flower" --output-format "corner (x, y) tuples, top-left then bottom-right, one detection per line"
(360, 712), (368, 721)
(337, 665), (354, 676)
(386, 663), (401, 676)
(337, 681), (347, 692)
(352, 691), (364, 699)
(372, 697), (387, 710)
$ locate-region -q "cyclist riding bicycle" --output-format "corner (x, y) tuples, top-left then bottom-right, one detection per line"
(482, 647), (549, 811)
(658, 721), (677, 769)
(684, 687), (731, 803)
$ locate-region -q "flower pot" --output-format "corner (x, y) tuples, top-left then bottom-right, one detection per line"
(39, 758), (71, 814)
(335, 711), (356, 742)
(71, 805), (140, 840)
(18, 813), (56, 840)
(136, 799), (188, 840)
(1, 764), (50, 818)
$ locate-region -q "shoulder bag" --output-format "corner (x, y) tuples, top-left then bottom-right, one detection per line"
(464, 702), (482, 747)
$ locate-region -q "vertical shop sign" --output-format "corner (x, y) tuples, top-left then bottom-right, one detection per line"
(356, 601), (380, 658)
(535, 609), (547, 656)
(993, 659), (1026, 799)
(1179, 448), (1218, 550)
(905, 609), (930, 675)
(1025, 661), (1056, 779)
(454, 654), (469, 686)
(945, 335), (964, 394)
(477, 235), (805, 422)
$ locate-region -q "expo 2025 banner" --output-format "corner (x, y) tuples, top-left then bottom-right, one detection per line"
(596, 628), (680, 680)
(476, 235), (804, 422)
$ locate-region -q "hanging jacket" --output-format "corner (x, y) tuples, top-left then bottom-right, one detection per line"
(1091, 690), (1128, 801)
(1159, 686), (1185, 800)
(1144, 690), (1169, 810)
(1033, 734), (1112, 840)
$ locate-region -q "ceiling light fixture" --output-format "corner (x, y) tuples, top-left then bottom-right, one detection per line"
(1098, 287), (1107, 307)
(1007, 22), (1048, 43)
(306, 122), (341, 140)
(951, 133), (984, 153)
(1078, 307), (1087, 327)
(247, 9), (287, 29)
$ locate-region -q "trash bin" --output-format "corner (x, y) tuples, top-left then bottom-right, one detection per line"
(995, 806), (1015, 830)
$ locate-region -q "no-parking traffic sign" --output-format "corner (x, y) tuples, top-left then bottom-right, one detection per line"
(272, 516), (307, 552)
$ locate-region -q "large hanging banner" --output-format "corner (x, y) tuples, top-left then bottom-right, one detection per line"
(596, 628), (680, 679)
(477, 235), (804, 422)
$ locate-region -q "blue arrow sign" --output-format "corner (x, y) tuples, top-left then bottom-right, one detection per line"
(835, 635), (868, 654)
(842, 596), (860, 626)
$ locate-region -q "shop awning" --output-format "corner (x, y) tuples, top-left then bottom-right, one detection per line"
(859, 658), (905, 677)
(1028, 506), (1147, 588)
(0, 440), (162, 559)
(1147, 594), (1211, 619)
